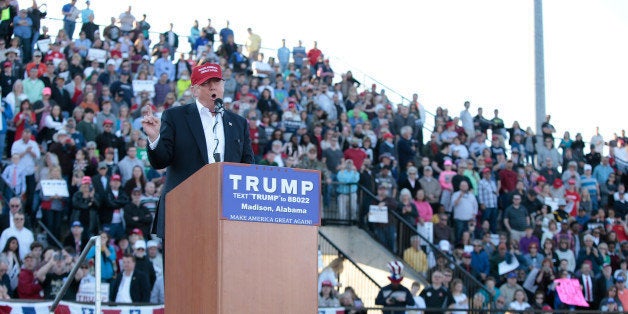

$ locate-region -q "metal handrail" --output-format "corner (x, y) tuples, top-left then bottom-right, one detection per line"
(357, 184), (491, 303)
(37, 220), (64, 249)
(49, 235), (102, 313)
(318, 230), (382, 290)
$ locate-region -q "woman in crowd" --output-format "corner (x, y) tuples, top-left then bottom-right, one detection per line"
(12, 99), (35, 141)
(1, 237), (21, 293)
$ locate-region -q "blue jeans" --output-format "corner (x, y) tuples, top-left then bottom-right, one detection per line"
(64, 20), (76, 40)
(482, 207), (498, 233)
(374, 224), (397, 254)
(454, 219), (469, 244)
(42, 209), (62, 242)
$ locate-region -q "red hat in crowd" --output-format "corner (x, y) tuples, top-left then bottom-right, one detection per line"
(382, 132), (394, 140)
(111, 174), (121, 181)
(81, 176), (92, 185)
(482, 167), (491, 173)
(552, 178), (563, 188)
(321, 280), (333, 287)
(484, 157), (492, 164)
(103, 119), (114, 126)
(536, 176), (547, 183)
(131, 228), (143, 237)
(568, 178), (576, 185)
(191, 63), (223, 86)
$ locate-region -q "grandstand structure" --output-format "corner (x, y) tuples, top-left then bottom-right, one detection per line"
(0, 2), (624, 313)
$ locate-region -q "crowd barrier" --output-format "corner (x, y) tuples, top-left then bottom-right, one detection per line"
(0, 300), (164, 313)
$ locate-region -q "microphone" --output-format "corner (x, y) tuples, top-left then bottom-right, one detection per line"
(212, 96), (224, 114)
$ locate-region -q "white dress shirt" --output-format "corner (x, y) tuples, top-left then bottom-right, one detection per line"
(115, 272), (133, 303)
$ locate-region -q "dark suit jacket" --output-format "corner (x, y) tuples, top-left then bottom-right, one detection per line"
(0, 214), (10, 234)
(147, 104), (254, 238)
(578, 274), (600, 308)
(110, 269), (150, 303)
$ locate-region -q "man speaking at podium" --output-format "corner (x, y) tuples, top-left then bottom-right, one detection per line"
(142, 62), (255, 239)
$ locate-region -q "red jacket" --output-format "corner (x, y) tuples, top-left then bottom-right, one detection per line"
(17, 268), (43, 299)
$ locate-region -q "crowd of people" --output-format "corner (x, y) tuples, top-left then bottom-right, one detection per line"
(0, 0), (625, 312)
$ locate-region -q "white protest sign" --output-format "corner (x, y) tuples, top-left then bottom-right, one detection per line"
(132, 80), (155, 94)
(40, 180), (69, 197)
(368, 205), (388, 223)
(417, 222), (433, 243)
(87, 48), (107, 63)
(37, 39), (51, 53)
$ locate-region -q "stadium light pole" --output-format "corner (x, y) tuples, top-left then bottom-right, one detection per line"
(534, 0), (546, 135)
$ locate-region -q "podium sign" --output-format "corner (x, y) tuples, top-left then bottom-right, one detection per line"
(222, 165), (321, 226)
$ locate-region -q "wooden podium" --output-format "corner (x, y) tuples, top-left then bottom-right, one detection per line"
(164, 163), (320, 313)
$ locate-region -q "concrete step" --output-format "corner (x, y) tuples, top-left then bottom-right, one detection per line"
(319, 225), (428, 306)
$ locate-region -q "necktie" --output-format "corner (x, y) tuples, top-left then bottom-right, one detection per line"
(585, 276), (592, 301)
(11, 167), (16, 187)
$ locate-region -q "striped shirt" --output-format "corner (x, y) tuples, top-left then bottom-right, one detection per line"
(580, 175), (598, 196)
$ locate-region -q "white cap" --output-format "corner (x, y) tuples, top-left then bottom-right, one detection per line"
(146, 240), (158, 248)
(134, 240), (147, 250)
(584, 164), (592, 171)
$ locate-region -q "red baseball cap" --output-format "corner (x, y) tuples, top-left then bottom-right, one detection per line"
(536, 176), (547, 183)
(111, 174), (121, 181)
(191, 63), (223, 86)
(382, 132), (394, 140)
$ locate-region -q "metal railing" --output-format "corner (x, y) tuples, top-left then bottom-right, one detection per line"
(317, 307), (623, 313)
(318, 230), (381, 308)
(37, 220), (64, 248)
(49, 235), (102, 314)
(353, 184), (491, 307)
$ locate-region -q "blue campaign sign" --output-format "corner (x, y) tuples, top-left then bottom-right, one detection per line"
(222, 164), (321, 226)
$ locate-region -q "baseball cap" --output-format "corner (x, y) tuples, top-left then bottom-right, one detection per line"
(321, 280), (333, 287)
(71, 221), (83, 228)
(81, 176), (92, 185)
(98, 161), (107, 169)
(42, 87), (52, 95)
(482, 167), (491, 173)
(462, 252), (471, 258)
(382, 132), (394, 140)
(103, 119), (114, 126)
(444, 159), (453, 166)
(584, 164), (592, 171)
(191, 63), (223, 85)
(111, 174), (121, 181)
(131, 228), (144, 237)
(506, 272), (517, 279)
(134, 240), (146, 250)
(147, 240), (158, 248)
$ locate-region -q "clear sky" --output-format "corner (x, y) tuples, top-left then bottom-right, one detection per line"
(27, 0), (628, 146)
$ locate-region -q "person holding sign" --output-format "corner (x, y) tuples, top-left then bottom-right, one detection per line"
(142, 62), (254, 239)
